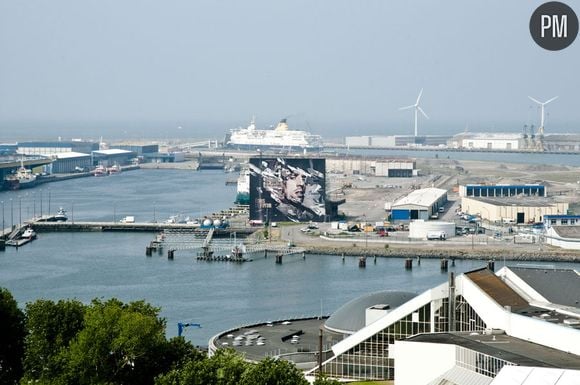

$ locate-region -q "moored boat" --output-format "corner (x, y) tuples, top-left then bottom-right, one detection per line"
(94, 165), (107, 177)
(21, 227), (37, 239)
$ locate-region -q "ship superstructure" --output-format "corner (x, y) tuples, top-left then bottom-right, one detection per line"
(226, 118), (323, 151)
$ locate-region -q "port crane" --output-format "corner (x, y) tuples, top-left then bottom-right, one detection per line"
(178, 322), (201, 337)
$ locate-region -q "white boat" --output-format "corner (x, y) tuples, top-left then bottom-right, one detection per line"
(21, 227), (36, 239)
(94, 165), (107, 177)
(107, 164), (121, 174)
(226, 117), (323, 151)
(53, 207), (68, 222)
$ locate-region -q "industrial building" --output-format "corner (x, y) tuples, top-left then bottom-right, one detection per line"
(143, 152), (186, 163)
(17, 140), (99, 155)
(459, 184), (546, 198)
(306, 266), (580, 383)
(461, 196), (568, 224)
(344, 135), (451, 148)
(543, 134), (580, 152)
(44, 152), (92, 174)
(448, 133), (523, 150)
(544, 215), (580, 228)
(390, 188), (448, 221)
(112, 144), (159, 155)
(326, 157), (416, 177)
(91, 149), (135, 167)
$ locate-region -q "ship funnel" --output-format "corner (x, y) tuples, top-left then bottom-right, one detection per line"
(275, 119), (289, 131)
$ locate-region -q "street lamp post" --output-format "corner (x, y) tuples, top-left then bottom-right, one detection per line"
(113, 202), (117, 223)
(10, 198), (14, 229)
(153, 202), (156, 223)
(71, 201), (75, 224)
(19, 195), (22, 226)
(39, 189), (43, 218)
(1, 201), (4, 237)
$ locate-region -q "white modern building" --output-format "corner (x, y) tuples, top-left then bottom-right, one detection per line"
(449, 133), (523, 150)
(306, 266), (580, 384)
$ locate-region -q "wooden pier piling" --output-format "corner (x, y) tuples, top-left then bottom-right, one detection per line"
(405, 258), (413, 270)
(440, 258), (448, 271)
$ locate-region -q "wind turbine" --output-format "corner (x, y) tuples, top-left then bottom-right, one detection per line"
(528, 96), (558, 136)
(399, 88), (429, 137)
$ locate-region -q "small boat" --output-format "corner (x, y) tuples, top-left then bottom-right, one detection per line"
(107, 164), (122, 175)
(21, 227), (37, 239)
(54, 207), (68, 222)
(94, 165), (107, 177)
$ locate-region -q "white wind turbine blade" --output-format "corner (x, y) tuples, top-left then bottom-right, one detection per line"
(418, 106), (430, 119)
(545, 96), (559, 104)
(399, 105), (415, 111)
(416, 88), (424, 104)
(528, 96), (542, 105)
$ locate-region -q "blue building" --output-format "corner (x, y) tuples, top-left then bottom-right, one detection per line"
(460, 184), (546, 198)
(390, 188), (448, 221)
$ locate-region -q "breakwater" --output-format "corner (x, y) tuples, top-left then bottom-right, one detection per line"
(302, 245), (580, 262)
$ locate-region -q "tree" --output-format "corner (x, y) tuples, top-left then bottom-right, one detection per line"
(155, 348), (247, 385)
(239, 358), (308, 385)
(0, 288), (25, 385)
(22, 298), (85, 384)
(313, 373), (340, 385)
(66, 298), (168, 385)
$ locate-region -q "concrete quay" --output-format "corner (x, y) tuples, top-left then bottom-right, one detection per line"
(30, 221), (255, 236)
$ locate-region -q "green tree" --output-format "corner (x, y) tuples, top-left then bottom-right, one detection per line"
(22, 298), (85, 384)
(239, 357), (308, 385)
(0, 288), (25, 385)
(313, 373), (340, 385)
(155, 348), (246, 385)
(66, 298), (168, 385)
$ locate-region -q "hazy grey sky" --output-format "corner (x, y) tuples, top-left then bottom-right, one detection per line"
(0, 0), (578, 139)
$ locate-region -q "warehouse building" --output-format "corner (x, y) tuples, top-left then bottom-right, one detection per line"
(18, 140), (99, 155)
(543, 214), (580, 228)
(91, 149), (135, 167)
(344, 135), (451, 148)
(326, 157), (416, 177)
(449, 133), (523, 150)
(390, 188), (447, 221)
(113, 144), (159, 155)
(459, 184), (546, 198)
(461, 196), (568, 224)
(44, 152), (92, 173)
(306, 266), (580, 383)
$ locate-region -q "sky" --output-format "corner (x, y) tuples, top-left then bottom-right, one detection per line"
(0, 0), (579, 140)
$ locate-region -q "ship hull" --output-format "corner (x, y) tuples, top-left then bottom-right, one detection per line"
(226, 143), (323, 153)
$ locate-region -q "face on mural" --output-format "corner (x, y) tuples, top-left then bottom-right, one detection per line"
(284, 172), (306, 204)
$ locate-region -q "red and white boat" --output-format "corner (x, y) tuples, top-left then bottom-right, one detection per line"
(94, 165), (107, 177)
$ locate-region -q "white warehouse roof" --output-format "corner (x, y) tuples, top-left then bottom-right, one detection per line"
(393, 188), (447, 209)
(45, 152), (90, 159)
(92, 149), (132, 155)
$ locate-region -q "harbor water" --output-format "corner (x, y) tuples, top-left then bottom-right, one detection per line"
(1, 169), (579, 346)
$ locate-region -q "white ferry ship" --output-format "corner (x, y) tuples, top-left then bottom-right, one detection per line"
(226, 118), (323, 152)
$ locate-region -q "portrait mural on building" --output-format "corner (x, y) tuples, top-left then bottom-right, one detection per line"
(249, 157), (326, 222)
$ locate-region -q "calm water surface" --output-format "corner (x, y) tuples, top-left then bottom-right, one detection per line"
(1, 169), (578, 345)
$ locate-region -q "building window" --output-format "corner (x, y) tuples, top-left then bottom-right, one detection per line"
(561, 219), (568, 225)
